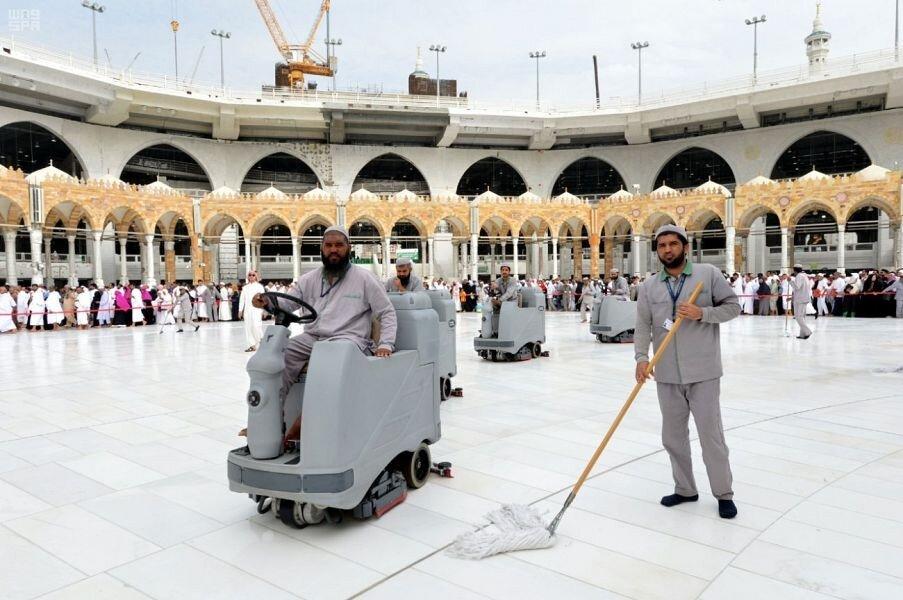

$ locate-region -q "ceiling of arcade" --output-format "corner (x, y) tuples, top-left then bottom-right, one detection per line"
(0, 167), (899, 241)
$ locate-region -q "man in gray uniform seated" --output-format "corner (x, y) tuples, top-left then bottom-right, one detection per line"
(487, 263), (521, 337)
(608, 268), (629, 296)
(251, 225), (397, 444)
(386, 256), (424, 292)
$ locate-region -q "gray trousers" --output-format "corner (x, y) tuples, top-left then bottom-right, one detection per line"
(281, 332), (371, 400)
(207, 300), (217, 321)
(657, 378), (733, 500)
(176, 302), (197, 328)
(897, 299), (903, 319)
(793, 301), (812, 336)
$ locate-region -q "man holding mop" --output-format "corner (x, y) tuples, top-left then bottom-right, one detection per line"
(634, 225), (741, 519)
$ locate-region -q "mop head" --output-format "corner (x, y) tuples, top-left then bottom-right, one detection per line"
(446, 504), (555, 560)
(873, 365), (903, 374)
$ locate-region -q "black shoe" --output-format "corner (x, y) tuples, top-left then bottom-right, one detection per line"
(177, 329), (183, 333)
(660, 493), (699, 507)
(718, 499), (738, 519)
(194, 325), (200, 332)
(796, 334), (810, 339)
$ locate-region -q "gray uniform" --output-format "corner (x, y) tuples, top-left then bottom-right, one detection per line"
(790, 271), (812, 336)
(490, 276), (521, 336)
(634, 261), (740, 501)
(385, 273), (424, 293)
(608, 276), (628, 296)
(207, 284), (218, 322)
(175, 287), (197, 329)
(886, 278), (903, 318)
(276, 264), (398, 399)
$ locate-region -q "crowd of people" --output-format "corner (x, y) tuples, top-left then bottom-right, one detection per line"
(1, 265), (900, 337)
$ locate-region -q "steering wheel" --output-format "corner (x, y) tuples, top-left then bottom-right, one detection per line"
(261, 292), (318, 327)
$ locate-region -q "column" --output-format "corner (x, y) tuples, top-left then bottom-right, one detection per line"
(725, 225), (736, 274)
(589, 233), (600, 278)
(44, 236), (52, 283)
(895, 223), (903, 269)
(144, 234), (156, 285)
(243, 236), (252, 278)
(427, 236), (435, 279)
(290, 235), (300, 282)
(551, 237), (559, 278)
(3, 230), (17, 286)
(210, 243), (220, 283)
(531, 233), (540, 278)
(383, 236), (391, 279)
(254, 244), (261, 272)
(603, 236), (614, 276)
(92, 230), (103, 286)
(164, 240), (176, 282)
(118, 235), (128, 283)
(29, 228), (43, 285)
(510, 236), (518, 279)
(470, 233), (478, 281)
(192, 234), (204, 283)
(460, 241), (468, 279)
(780, 227), (789, 274)
(836, 223), (846, 274)
(632, 234), (642, 276)
(67, 235), (77, 286)
(572, 241), (581, 277)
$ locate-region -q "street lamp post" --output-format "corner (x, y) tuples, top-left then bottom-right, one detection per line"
(429, 44), (446, 108)
(81, 1), (105, 69)
(326, 38), (342, 91)
(529, 50), (547, 110)
(630, 41), (649, 105)
(210, 29), (231, 92)
(745, 15), (766, 84)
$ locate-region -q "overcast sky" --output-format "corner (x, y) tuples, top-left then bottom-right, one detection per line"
(3, 0), (899, 106)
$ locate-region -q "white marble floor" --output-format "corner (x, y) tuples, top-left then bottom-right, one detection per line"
(1, 311), (902, 600)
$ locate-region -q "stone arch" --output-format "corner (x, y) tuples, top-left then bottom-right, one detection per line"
(430, 215), (468, 237)
(296, 213), (334, 237)
(846, 204), (889, 245)
(237, 149), (323, 194)
(103, 207), (149, 235)
(390, 216), (428, 239)
(348, 216), (386, 239)
(250, 213), (292, 239)
(841, 195), (899, 224)
(151, 210), (193, 239)
(517, 216), (554, 239)
(479, 215), (514, 238)
(642, 211), (677, 235)
(685, 207), (725, 233)
(117, 141), (213, 190)
(0, 195), (26, 227)
(737, 204), (782, 230)
(43, 200), (96, 232)
(203, 213), (249, 239)
(787, 202), (840, 228)
(557, 216), (589, 239)
(654, 146), (737, 190)
(770, 130), (872, 179)
(0, 120), (86, 178)
(352, 153), (431, 195)
(551, 156), (626, 197)
(456, 157), (528, 197)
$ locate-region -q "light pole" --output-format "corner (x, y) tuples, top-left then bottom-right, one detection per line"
(896, 0), (900, 61)
(529, 50), (547, 110)
(81, 1), (105, 69)
(210, 30), (231, 92)
(745, 15), (766, 84)
(429, 44), (446, 108)
(630, 41), (649, 105)
(326, 38), (342, 91)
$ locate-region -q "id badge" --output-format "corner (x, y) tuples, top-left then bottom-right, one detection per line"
(663, 318), (674, 331)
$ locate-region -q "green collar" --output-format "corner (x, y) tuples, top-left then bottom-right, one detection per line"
(659, 260), (694, 281)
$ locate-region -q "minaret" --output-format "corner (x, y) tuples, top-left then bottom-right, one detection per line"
(805, 1), (831, 74)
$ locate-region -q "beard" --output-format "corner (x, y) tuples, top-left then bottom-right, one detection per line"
(657, 253), (686, 270)
(321, 251), (351, 274)
(399, 274), (411, 286)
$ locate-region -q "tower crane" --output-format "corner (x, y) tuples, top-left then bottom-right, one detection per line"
(254, 0), (333, 88)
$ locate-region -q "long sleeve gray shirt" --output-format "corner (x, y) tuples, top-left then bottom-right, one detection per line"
(790, 272), (812, 303)
(385, 274), (424, 293)
(277, 264), (397, 351)
(634, 261), (740, 384)
(609, 276), (628, 296)
(495, 277), (521, 302)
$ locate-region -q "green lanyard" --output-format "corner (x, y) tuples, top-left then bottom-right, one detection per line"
(665, 274), (686, 320)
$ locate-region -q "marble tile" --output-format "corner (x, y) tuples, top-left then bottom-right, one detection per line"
(61, 452), (165, 490)
(0, 525), (84, 600)
(700, 567), (837, 600)
(358, 568), (490, 600)
(37, 573), (154, 600)
(1, 462), (114, 506)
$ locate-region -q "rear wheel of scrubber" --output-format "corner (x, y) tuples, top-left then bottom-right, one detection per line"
(440, 377), (451, 401)
(401, 443), (431, 489)
(531, 343), (541, 358)
(256, 495), (272, 514)
(277, 500), (308, 529)
(325, 508), (343, 525)
(596, 334), (605, 343)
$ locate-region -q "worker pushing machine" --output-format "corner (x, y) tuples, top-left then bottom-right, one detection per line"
(487, 264), (520, 338)
(386, 256), (424, 292)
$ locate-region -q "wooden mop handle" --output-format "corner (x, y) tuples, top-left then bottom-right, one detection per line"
(568, 280), (704, 498)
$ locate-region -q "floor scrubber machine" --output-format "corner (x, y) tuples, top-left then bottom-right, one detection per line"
(227, 291), (442, 528)
(474, 288), (546, 361)
(425, 289), (461, 400)
(589, 294), (637, 343)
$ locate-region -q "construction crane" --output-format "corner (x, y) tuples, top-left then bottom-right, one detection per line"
(254, 0), (333, 88)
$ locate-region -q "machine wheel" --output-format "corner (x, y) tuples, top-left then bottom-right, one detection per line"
(401, 443), (431, 489)
(596, 334), (606, 343)
(531, 343), (542, 358)
(325, 508), (344, 525)
(256, 496), (272, 514)
(301, 503), (326, 525)
(277, 500), (308, 529)
(488, 350), (498, 362)
(440, 377), (452, 401)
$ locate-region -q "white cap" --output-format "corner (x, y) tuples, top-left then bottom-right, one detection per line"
(323, 225), (349, 241)
(396, 257), (413, 267)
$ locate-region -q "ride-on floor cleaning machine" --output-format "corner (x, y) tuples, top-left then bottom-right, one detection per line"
(589, 294), (637, 343)
(228, 291), (443, 528)
(425, 289), (461, 400)
(474, 288), (546, 361)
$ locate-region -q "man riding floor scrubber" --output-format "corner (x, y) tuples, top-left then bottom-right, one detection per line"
(474, 265), (546, 361)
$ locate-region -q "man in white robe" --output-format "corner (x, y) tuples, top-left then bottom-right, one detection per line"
(28, 285), (45, 330)
(75, 286), (94, 329)
(45, 285), (64, 328)
(219, 283), (232, 321)
(0, 286), (16, 333)
(239, 270), (265, 352)
(16, 286), (29, 328)
(130, 284), (145, 324)
(97, 285), (113, 326)
(196, 282), (209, 320)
